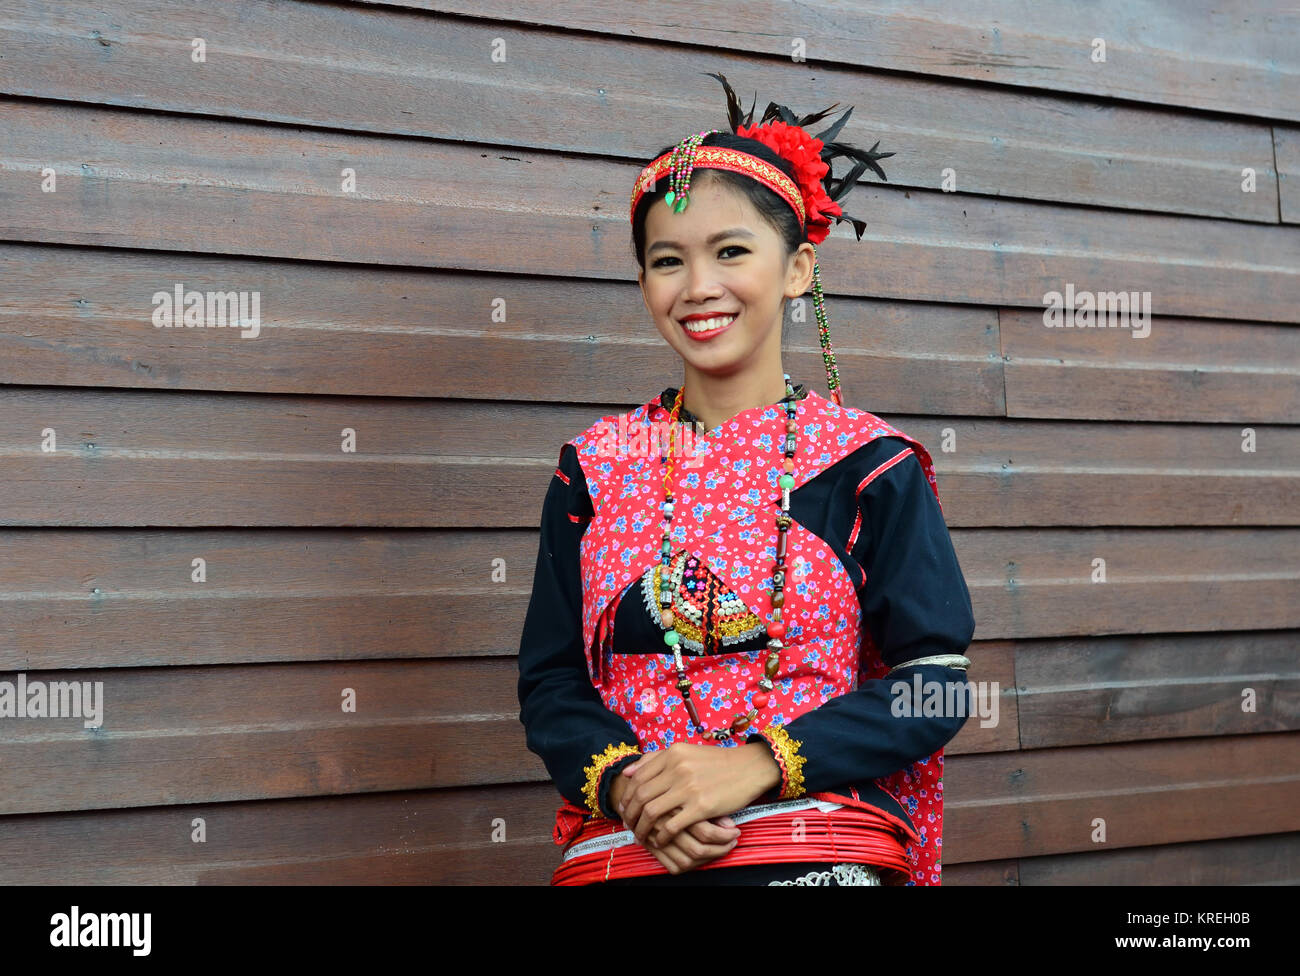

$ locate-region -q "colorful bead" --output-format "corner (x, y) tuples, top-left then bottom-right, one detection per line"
(659, 377), (805, 740)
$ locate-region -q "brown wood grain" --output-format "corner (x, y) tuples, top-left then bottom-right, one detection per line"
(1015, 631), (1300, 748)
(0, 647), (1009, 815)
(1014, 831), (1300, 885)
(0, 527), (1296, 671)
(0, 243), (1002, 411)
(1, 735), (1295, 883)
(407, 0), (1300, 122)
(0, 784), (564, 885)
(0, 659), (526, 816)
(0, 0), (1293, 885)
(943, 731), (1300, 863)
(1, 389), (1296, 529)
(1002, 308), (1300, 423)
(2, 101), (1297, 322)
(5, 240), (1297, 425)
(958, 527), (1300, 639)
(0, 1), (1282, 217)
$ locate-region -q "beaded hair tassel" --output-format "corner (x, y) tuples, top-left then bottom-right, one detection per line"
(661, 129), (846, 406)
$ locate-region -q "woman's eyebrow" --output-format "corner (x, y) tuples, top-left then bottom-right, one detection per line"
(647, 228), (757, 255)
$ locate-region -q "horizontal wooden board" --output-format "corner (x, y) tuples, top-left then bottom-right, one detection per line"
(0, 649), (1010, 815)
(410, 0), (1300, 122)
(1015, 630), (1300, 748)
(1, 388), (1296, 528)
(0, 528), (1296, 671)
(0, 659), (523, 816)
(941, 858), (1019, 886)
(834, 415), (1300, 527)
(957, 527), (1300, 639)
(0, 784), (565, 884)
(1002, 308), (1300, 422)
(0, 243), (1003, 414)
(0, 1), (1281, 218)
(1, 733), (1295, 882)
(944, 731), (1300, 863)
(5, 242), (1298, 426)
(6, 636), (1286, 816)
(1013, 830), (1300, 885)
(2, 102), (1297, 323)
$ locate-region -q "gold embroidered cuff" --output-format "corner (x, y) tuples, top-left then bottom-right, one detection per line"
(581, 742), (641, 816)
(758, 724), (807, 800)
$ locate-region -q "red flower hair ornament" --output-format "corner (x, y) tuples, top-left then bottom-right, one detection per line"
(714, 71), (893, 247)
(735, 119), (838, 245)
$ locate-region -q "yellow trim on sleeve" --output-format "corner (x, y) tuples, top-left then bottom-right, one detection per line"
(761, 724), (807, 800)
(581, 742), (641, 816)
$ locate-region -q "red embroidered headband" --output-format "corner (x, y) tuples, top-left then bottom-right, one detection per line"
(630, 145), (807, 233)
(629, 72), (894, 406)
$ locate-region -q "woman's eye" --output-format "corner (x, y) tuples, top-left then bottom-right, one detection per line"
(652, 246), (747, 268)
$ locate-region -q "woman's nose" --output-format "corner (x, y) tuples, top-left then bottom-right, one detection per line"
(683, 262), (723, 300)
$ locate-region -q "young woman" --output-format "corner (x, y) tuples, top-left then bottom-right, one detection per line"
(517, 74), (976, 885)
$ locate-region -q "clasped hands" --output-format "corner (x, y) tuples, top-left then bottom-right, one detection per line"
(609, 741), (782, 875)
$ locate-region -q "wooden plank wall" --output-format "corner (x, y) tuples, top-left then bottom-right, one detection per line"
(0, 0), (1297, 884)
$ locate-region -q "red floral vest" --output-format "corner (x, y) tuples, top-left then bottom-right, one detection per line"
(563, 387), (951, 885)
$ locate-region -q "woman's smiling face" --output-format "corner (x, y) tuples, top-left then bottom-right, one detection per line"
(638, 174), (813, 379)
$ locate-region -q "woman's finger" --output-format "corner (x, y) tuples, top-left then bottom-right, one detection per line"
(685, 818), (742, 846)
(661, 832), (738, 871)
(632, 788), (685, 846)
(620, 764), (673, 835)
(652, 839), (691, 874)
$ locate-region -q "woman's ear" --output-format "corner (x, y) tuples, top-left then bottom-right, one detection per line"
(785, 243), (816, 299)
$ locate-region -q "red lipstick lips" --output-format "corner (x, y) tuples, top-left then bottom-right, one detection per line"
(678, 311), (737, 341)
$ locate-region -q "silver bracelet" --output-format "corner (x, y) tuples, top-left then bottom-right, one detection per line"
(886, 653), (971, 674)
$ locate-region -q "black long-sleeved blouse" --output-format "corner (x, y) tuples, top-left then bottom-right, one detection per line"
(517, 386), (976, 834)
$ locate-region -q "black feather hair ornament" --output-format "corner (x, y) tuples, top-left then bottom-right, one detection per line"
(703, 71), (893, 242)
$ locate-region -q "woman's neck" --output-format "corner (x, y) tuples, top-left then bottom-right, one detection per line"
(680, 367), (789, 432)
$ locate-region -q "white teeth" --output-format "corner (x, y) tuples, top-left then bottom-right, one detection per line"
(683, 315), (736, 332)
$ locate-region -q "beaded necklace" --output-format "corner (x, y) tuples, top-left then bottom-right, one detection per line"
(658, 373), (801, 741)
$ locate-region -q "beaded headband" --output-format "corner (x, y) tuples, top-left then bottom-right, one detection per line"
(630, 72), (894, 407)
(629, 145), (806, 227)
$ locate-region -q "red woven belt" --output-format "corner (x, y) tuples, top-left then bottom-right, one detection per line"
(552, 796), (912, 885)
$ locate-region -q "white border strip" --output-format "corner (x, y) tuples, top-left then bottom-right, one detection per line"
(562, 797), (844, 862)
